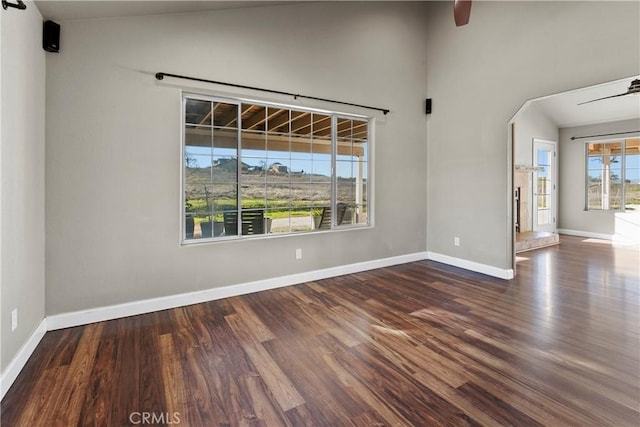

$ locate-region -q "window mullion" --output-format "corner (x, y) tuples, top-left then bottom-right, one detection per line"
(237, 102), (242, 233)
(584, 143), (589, 211)
(621, 140), (626, 211)
(330, 115), (337, 228)
(288, 109), (293, 233)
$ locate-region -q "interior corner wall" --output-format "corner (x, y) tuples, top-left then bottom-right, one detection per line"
(514, 103), (558, 167)
(45, 2), (429, 316)
(513, 103), (559, 232)
(425, 1), (640, 271)
(559, 118), (640, 240)
(0, 1), (46, 372)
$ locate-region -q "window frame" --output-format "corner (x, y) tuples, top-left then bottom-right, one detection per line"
(180, 92), (373, 244)
(584, 136), (638, 212)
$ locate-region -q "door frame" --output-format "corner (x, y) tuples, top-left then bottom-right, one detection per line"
(532, 138), (558, 233)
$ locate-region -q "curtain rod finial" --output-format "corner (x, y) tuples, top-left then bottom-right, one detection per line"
(2, 0), (27, 10)
(155, 73), (165, 80)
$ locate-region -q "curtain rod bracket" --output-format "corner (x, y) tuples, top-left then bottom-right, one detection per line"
(155, 71), (389, 115)
(2, 0), (27, 10)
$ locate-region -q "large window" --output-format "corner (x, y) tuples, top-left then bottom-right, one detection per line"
(183, 94), (370, 242)
(586, 138), (640, 211)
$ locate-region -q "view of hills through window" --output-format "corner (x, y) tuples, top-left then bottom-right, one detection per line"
(183, 96), (370, 241)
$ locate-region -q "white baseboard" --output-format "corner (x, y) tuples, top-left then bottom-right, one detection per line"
(558, 229), (613, 240)
(47, 252), (429, 331)
(558, 229), (640, 246)
(47, 249), (519, 331)
(0, 318), (47, 400)
(426, 251), (514, 280)
(2, 250), (516, 398)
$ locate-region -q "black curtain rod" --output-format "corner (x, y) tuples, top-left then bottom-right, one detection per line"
(155, 72), (389, 115)
(571, 130), (640, 141)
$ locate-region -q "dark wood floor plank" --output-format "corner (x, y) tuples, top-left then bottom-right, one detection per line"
(464, 328), (640, 410)
(77, 337), (118, 427)
(324, 301), (503, 426)
(283, 403), (319, 427)
(241, 368), (291, 427)
(224, 314), (305, 412)
(158, 333), (191, 426)
(261, 337), (364, 425)
(228, 297), (276, 343)
(0, 327), (82, 423)
(424, 315), (632, 426)
(198, 302), (291, 426)
(110, 318), (143, 426)
(318, 335), (412, 426)
(2, 235), (639, 426)
(15, 365), (69, 427)
(353, 299), (588, 426)
(456, 381), (544, 427)
(347, 342), (479, 426)
(49, 322), (104, 426)
(138, 330), (168, 417)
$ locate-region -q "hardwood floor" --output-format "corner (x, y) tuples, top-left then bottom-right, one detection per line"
(2, 235), (639, 426)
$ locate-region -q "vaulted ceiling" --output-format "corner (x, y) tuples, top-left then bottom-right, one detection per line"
(36, 2), (639, 130)
(35, 1), (298, 21)
(526, 76), (640, 128)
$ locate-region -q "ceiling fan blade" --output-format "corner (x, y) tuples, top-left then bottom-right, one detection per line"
(454, 0), (472, 26)
(578, 92), (630, 105)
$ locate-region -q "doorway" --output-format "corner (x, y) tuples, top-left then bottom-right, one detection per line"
(513, 138), (560, 254)
(509, 76), (640, 276)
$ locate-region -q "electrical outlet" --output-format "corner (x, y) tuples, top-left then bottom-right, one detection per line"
(295, 248), (302, 260)
(454, 237), (460, 247)
(11, 309), (18, 332)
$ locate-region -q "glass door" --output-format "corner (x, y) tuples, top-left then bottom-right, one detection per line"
(533, 139), (557, 233)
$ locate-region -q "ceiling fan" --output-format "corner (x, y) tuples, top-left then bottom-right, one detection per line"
(578, 79), (640, 105)
(454, 0), (472, 26)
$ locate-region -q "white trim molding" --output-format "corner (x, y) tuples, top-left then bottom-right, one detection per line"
(558, 229), (613, 240)
(559, 229), (640, 246)
(47, 252), (429, 331)
(426, 251), (514, 280)
(0, 319), (47, 400)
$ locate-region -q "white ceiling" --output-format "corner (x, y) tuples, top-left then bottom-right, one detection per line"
(35, 1), (301, 21)
(528, 76), (640, 128)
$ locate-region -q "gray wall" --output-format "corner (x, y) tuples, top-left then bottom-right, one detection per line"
(425, 1), (640, 269)
(559, 118), (640, 242)
(514, 103), (559, 232)
(45, 2), (430, 315)
(514, 103), (558, 168)
(1, 1), (46, 372)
